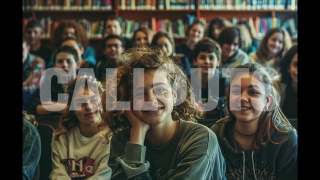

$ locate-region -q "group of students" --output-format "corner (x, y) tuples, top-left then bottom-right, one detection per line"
(23, 15), (298, 180)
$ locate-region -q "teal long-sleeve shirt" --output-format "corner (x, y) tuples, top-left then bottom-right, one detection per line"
(108, 119), (227, 180)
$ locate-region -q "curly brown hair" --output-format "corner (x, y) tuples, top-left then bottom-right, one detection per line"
(52, 19), (89, 49)
(101, 46), (205, 139)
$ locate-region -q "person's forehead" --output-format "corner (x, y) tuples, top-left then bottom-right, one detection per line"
(57, 52), (74, 58)
(106, 38), (121, 44)
(157, 36), (169, 42)
(192, 24), (204, 30)
(136, 31), (147, 36)
(233, 72), (263, 85)
(62, 40), (77, 46)
(198, 51), (215, 56)
(107, 20), (120, 26)
(137, 71), (169, 87)
(64, 27), (75, 32)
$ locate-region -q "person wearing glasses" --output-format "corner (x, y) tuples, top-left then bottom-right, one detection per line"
(95, 34), (126, 81)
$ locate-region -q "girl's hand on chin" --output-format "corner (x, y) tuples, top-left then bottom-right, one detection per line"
(125, 110), (150, 132)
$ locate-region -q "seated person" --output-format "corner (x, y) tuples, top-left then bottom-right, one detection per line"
(97, 15), (132, 64)
(104, 15), (132, 50)
(272, 45), (298, 119)
(23, 36), (46, 110)
(50, 75), (112, 179)
(175, 19), (206, 71)
(131, 27), (153, 47)
(95, 34), (125, 81)
(25, 46), (80, 117)
(217, 27), (249, 74)
(103, 46), (227, 179)
(207, 17), (233, 42)
(249, 28), (292, 75)
(189, 37), (228, 118)
(151, 31), (190, 75)
(60, 37), (95, 70)
(48, 19), (97, 68)
(24, 19), (53, 67)
(23, 110), (41, 180)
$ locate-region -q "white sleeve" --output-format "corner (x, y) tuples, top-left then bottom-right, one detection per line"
(49, 135), (72, 180)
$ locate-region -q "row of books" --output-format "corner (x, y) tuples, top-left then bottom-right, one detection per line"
(231, 15), (297, 38)
(118, 0), (196, 10)
(23, 0), (297, 10)
(23, 17), (105, 38)
(199, 0), (297, 10)
(23, 15), (297, 40)
(23, 0), (113, 10)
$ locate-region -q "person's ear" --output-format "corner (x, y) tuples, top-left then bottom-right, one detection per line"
(217, 60), (221, 66)
(76, 60), (81, 69)
(80, 46), (84, 55)
(172, 90), (177, 105)
(264, 95), (273, 111)
(119, 27), (122, 34)
(38, 27), (44, 36)
(193, 59), (197, 66)
(103, 47), (107, 55)
(27, 44), (30, 51)
(121, 47), (125, 53)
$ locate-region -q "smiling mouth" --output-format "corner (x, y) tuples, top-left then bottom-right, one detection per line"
(240, 106), (251, 110)
(142, 107), (164, 112)
(84, 113), (94, 116)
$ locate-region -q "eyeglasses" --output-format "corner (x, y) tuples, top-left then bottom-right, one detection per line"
(106, 44), (122, 49)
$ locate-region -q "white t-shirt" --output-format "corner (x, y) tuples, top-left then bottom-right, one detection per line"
(50, 126), (112, 180)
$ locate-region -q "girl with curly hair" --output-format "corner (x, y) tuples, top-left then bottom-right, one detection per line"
(50, 75), (112, 179)
(102, 46), (226, 179)
(48, 19), (97, 68)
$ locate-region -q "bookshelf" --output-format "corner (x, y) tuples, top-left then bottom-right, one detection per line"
(23, 0), (298, 53)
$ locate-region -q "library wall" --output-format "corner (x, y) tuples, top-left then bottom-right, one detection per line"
(23, 0), (298, 53)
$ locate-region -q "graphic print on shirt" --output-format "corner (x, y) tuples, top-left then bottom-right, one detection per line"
(60, 156), (95, 179)
(226, 159), (276, 180)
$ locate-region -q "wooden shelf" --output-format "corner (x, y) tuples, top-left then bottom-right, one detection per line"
(118, 9), (197, 12)
(24, 9), (114, 12)
(24, 0), (297, 55)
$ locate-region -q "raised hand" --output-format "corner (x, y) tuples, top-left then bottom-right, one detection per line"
(124, 109), (150, 145)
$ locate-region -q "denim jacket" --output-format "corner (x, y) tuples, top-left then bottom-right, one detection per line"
(23, 119), (41, 180)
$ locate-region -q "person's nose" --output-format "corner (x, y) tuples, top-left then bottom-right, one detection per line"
(240, 91), (249, 103)
(230, 44), (236, 51)
(145, 91), (158, 105)
(62, 61), (68, 68)
(204, 57), (210, 64)
(160, 45), (166, 53)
